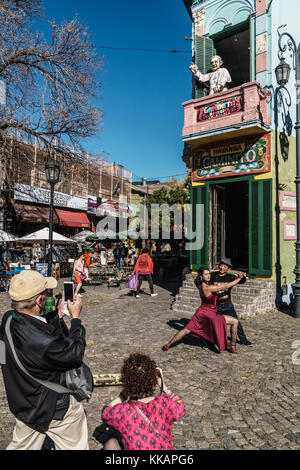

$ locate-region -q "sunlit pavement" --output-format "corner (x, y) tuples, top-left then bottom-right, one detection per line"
(0, 275), (300, 450)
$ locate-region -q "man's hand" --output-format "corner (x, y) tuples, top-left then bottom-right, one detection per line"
(237, 272), (244, 279)
(67, 295), (82, 319)
(189, 63), (198, 75)
(58, 293), (67, 318)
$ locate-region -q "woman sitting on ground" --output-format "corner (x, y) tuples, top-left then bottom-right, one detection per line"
(162, 266), (241, 354)
(101, 353), (186, 450)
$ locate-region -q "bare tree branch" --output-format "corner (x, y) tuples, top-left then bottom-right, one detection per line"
(0, 0), (103, 167)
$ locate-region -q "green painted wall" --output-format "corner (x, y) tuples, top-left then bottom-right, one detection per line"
(273, 131), (297, 284)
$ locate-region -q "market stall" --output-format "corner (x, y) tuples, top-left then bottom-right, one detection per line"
(18, 227), (77, 278)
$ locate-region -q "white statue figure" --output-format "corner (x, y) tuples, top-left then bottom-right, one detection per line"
(189, 55), (232, 95)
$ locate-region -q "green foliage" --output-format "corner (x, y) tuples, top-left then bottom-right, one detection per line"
(146, 179), (190, 235)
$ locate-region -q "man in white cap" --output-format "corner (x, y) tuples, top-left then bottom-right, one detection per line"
(0, 270), (89, 450)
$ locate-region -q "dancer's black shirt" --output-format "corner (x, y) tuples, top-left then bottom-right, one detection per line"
(210, 271), (246, 303)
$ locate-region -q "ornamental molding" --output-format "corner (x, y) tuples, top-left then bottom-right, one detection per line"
(205, 0), (255, 35)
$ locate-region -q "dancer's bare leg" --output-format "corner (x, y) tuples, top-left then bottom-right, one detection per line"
(224, 315), (238, 346)
(163, 327), (190, 350)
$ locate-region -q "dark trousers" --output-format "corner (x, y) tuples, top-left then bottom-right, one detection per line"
(217, 301), (249, 343)
(137, 274), (154, 294)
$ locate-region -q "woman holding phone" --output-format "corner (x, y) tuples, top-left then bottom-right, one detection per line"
(98, 353), (186, 450)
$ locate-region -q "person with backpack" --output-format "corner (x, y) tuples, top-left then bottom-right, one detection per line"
(133, 248), (157, 298)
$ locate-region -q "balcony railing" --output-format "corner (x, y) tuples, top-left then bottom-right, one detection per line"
(182, 81), (272, 141)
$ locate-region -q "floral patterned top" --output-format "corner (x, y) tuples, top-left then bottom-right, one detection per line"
(101, 391), (186, 450)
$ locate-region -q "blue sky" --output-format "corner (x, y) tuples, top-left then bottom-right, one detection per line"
(42, 0), (192, 182)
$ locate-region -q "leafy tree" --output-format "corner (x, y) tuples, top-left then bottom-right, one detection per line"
(146, 179), (190, 236)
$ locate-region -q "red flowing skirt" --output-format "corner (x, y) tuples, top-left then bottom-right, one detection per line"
(186, 304), (228, 351)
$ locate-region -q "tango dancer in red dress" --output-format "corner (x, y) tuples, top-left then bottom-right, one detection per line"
(162, 267), (241, 354)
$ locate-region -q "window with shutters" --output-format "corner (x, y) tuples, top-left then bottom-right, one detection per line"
(193, 20), (251, 98)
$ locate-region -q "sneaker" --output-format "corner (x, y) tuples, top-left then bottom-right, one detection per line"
(136, 295), (140, 298)
(242, 340), (253, 346)
(151, 293), (158, 297)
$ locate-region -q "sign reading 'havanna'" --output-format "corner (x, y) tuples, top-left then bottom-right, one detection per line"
(196, 95), (243, 122)
(192, 134), (271, 181)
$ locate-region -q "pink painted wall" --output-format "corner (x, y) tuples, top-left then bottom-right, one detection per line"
(182, 81), (272, 138)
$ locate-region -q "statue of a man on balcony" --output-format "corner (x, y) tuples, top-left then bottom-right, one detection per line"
(190, 56), (232, 95)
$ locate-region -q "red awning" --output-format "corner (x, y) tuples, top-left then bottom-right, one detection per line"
(55, 209), (91, 228)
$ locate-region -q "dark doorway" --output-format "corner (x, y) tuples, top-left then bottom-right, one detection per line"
(213, 22), (251, 89)
(210, 181), (249, 271)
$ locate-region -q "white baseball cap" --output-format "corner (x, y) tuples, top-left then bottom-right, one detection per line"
(9, 270), (57, 301)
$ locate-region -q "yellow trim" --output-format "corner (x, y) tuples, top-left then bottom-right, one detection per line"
(254, 172), (273, 180)
(255, 275), (275, 281)
(192, 182), (205, 186)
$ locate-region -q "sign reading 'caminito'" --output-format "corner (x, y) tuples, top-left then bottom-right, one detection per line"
(192, 134), (271, 181)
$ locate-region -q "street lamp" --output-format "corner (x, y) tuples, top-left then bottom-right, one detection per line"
(276, 28), (300, 318)
(45, 155), (61, 277)
(275, 57), (291, 86)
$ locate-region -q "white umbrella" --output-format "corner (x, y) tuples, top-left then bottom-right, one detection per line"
(71, 230), (94, 242)
(19, 227), (76, 244)
(0, 230), (19, 242)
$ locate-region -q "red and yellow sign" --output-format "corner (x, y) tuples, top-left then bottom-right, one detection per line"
(192, 134), (271, 181)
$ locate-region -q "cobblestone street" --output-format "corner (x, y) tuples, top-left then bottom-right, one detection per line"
(0, 275), (300, 450)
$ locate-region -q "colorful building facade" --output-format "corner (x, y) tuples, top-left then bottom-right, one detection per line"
(182, 0), (298, 301)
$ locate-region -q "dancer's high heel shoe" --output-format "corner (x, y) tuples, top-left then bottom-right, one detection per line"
(162, 344), (169, 351)
(227, 341), (239, 354)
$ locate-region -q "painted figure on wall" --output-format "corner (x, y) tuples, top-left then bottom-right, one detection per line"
(190, 55), (232, 95)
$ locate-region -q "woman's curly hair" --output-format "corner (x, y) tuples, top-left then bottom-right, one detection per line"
(120, 353), (157, 400)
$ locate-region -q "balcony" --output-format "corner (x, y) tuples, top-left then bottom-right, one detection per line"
(182, 81), (272, 146)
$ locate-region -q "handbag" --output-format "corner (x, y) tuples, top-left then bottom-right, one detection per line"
(93, 423), (123, 448)
(126, 272), (138, 291)
(5, 315), (93, 402)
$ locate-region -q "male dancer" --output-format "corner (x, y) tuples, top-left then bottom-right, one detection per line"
(210, 258), (252, 346)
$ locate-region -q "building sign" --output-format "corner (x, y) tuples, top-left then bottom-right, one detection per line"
(280, 191), (296, 212)
(87, 196), (132, 218)
(14, 184), (88, 211)
(196, 95), (243, 122)
(192, 134), (271, 181)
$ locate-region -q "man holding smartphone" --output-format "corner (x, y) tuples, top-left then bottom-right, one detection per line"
(0, 270), (89, 450)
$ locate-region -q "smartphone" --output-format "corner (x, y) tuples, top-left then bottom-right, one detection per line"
(64, 282), (74, 303)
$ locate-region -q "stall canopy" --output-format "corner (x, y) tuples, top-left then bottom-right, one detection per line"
(55, 209), (90, 228)
(0, 230), (19, 241)
(19, 227), (76, 244)
(71, 230), (94, 242)
(12, 202), (58, 224)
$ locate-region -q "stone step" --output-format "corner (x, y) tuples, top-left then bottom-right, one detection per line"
(173, 275), (276, 319)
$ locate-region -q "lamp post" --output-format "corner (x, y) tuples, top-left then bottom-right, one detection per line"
(276, 29), (300, 318)
(45, 155), (61, 277)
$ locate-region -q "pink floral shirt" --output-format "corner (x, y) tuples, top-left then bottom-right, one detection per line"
(101, 392), (186, 450)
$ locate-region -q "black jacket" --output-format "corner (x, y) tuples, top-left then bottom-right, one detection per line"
(0, 309), (86, 432)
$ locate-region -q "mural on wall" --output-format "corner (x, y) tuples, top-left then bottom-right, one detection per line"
(192, 133), (271, 181)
